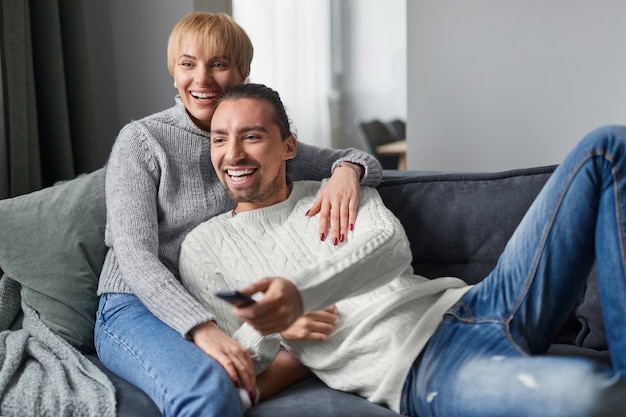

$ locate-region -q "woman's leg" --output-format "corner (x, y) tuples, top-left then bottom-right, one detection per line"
(402, 125), (626, 417)
(95, 293), (242, 417)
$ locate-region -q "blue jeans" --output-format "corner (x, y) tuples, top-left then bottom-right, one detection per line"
(400, 125), (626, 417)
(95, 293), (242, 417)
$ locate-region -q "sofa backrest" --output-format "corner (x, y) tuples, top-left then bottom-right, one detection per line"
(378, 166), (556, 285)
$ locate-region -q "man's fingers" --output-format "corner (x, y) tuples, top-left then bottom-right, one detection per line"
(304, 310), (338, 325)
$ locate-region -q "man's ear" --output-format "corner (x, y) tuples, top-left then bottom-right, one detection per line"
(284, 135), (297, 160)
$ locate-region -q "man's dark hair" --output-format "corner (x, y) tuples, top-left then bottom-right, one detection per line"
(217, 83), (293, 140)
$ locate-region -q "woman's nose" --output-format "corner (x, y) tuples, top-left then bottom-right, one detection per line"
(195, 65), (213, 85)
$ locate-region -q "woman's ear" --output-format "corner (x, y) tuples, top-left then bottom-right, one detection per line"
(284, 135), (297, 160)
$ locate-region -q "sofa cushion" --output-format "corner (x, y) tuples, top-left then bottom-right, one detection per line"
(574, 267), (607, 350)
(0, 168), (107, 351)
(246, 377), (400, 417)
(85, 353), (161, 417)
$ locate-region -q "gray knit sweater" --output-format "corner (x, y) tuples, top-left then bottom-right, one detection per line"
(98, 97), (383, 337)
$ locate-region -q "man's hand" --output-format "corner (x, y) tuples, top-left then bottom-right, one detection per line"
(235, 278), (303, 335)
(281, 305), (338, 341)
(306, 163), (362, 245)
(190, 321), (256, 397)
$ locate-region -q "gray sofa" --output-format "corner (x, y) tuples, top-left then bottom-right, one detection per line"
(91, 165), (608, 416)
(0, 165), (608, 416)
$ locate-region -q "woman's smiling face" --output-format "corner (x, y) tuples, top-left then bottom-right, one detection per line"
(172, 36), (245, 132)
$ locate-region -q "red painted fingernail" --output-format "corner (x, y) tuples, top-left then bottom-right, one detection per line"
(333, 237), (338, 246)
(320, 233), (326, 241)
(250, 390), (256, 404)
(305, 209), (310, 216)
(234, 380), (240, 388)
(349, 223), (354, 231)
(340, 234), (345, 242)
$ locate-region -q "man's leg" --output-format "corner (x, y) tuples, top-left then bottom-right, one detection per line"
(473, 125), (626, 355)
(401, 318), (626, 417)
(402, 125), (626, 417)
(95, 293), (242, 417)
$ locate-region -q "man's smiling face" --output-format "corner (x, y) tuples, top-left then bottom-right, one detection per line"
(210, 97), (296, 212)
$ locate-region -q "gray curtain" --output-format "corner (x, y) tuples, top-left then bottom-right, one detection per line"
(1, 0), (98, 197)
(0, 57), (7, 200)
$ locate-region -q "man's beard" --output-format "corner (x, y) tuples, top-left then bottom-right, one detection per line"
(224, 171), (285, 205)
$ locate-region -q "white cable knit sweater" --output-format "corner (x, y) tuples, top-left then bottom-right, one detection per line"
(179, 181), (470, 412)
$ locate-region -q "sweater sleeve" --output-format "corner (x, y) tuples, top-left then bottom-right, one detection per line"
(104, 124), (213, 335)
(232, 324), (281, 375)
(287, 143), (383, 187)
(179, 226), (281, 375)
(294, 186), (413, 313)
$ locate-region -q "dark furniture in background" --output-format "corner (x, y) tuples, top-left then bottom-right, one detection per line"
(359, 120), (401, 170)
(387, 119), (406, 141)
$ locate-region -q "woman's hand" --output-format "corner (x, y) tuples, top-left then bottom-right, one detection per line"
(190, 321), (256, 398)
(235, 278), (303, 335)
(306, 163), (362, 245)
(280, 305), (338, 341)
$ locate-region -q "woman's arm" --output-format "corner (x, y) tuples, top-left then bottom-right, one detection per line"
(289, 143), (384, 244)
(105, 124), (213, 335)
(287, 142), (383, 186)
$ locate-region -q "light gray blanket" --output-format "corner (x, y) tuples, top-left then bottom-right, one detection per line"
(0, 276), (116, 417)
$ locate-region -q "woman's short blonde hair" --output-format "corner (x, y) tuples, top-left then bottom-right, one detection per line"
(167, 12), (253, 79)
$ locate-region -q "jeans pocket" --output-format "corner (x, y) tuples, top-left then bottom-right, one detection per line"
(97, 293), (130, 325)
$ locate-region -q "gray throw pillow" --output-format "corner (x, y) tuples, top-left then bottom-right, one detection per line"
(0, 168), (107, 351)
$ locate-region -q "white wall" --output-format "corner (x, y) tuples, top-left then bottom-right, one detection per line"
(338, 0), (407, 150)
(407, 0), (626, 172)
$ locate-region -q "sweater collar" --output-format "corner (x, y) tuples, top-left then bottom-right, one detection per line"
(228, 181), (316, 221)
(173, 95), (211, 138)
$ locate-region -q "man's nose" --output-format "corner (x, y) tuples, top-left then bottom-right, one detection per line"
(225, 140), (245, 161)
